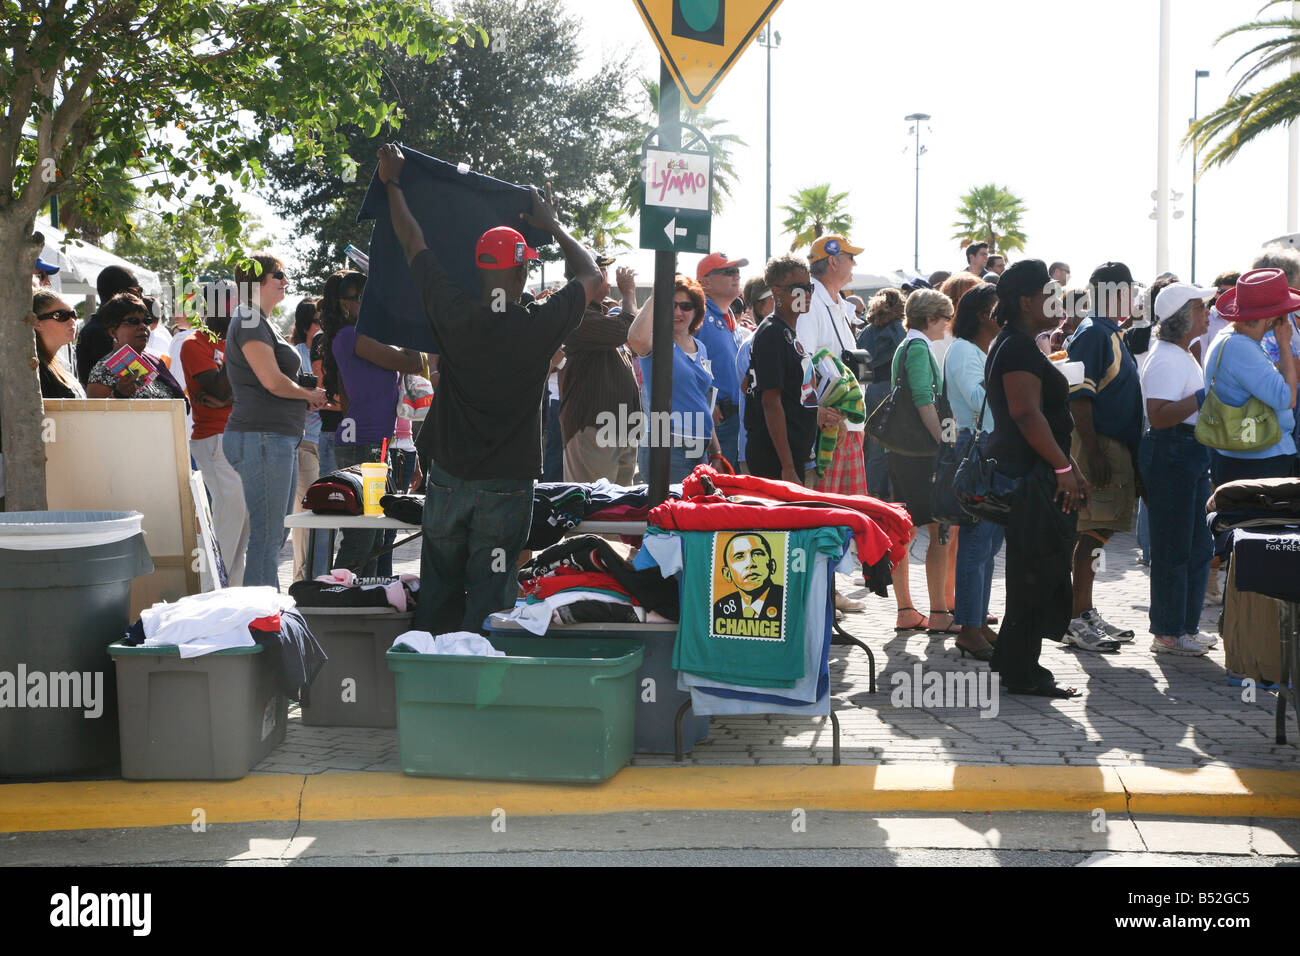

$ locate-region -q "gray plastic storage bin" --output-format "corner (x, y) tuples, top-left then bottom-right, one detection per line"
(108, 642), (286, 780)
(0, 511), (153, 777)
(297, 608), (412, 727)
(485, 614), (709, 754)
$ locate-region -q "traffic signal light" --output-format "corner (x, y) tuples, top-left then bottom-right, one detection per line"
(672, 0), (724, 46)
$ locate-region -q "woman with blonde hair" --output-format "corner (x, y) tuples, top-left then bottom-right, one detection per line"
(887, 288), (957, 634)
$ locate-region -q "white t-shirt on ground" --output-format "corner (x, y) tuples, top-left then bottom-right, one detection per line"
(1140, 338), (1202, 426)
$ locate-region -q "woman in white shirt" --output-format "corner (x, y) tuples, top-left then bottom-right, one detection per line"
(1139, 284), (1215, 658)
(943, 284), (1003, 660)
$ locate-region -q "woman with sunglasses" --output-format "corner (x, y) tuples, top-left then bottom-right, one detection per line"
(85, 293), (186, 400)
(627, 275), (722, 483)
(224, 255), (327, 590)
(33, 290), (85, 398)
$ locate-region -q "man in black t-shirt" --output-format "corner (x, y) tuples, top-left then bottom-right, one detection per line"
(743, 256), (841, 483)
(376, 143), (603, 635)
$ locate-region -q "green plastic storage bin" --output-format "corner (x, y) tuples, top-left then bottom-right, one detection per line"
(386, 635), (643, 783)
(484, 614), (709, 755)
(108, 642), (286, 780)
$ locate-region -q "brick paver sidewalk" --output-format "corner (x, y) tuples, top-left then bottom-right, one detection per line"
(264, 528), (1299, 774)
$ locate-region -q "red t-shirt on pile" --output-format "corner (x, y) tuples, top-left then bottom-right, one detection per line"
(181, 334), (232, 440)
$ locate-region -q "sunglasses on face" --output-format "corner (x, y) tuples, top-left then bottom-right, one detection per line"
(778, 282), (814, 295)
(270, 271), (288, 281)
(38, 309), (77, 323)
(673, 300), (696, 312)
(117, 315), (150, 327)
(710, 267), (740, 277)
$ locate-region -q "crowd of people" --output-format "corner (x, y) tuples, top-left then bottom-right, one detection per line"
(28, 145), (1300, 698)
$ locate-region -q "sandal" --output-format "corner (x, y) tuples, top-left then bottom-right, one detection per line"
(1006, 683), (1080, 699)
(927, 610), (961, 636)
(895, 607), (930, 633)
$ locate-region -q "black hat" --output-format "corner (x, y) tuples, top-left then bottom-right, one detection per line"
(1088, 261), (1134, 288)
(996, 259), (1051, 303)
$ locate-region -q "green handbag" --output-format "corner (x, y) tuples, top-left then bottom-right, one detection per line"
(1193, 339), (1283, 452)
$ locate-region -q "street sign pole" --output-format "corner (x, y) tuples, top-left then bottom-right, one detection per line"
(649, 60), (680, 507)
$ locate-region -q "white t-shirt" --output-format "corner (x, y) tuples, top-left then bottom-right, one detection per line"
(797, 277), (864, 432)
(1140, 338), (1202, 426)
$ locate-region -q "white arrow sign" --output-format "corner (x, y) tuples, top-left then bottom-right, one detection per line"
(664, 216), (676, 243)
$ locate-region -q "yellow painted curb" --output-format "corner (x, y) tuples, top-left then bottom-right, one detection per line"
(299, 765), (1129, 820)
(1118, 767), (1300, 818)
(0, 776), (303, 834)
(3, 766), (1299, 833)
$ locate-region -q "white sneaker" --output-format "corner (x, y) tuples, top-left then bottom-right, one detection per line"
(1186, 630), (1219, 648)
(1082, 607), (1135, 643)
(1064, 618), (1122, 653)
(1152, 634), (1210, 657)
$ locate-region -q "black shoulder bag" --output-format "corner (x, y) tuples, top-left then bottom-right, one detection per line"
(864, 338), (949, 458)
(953, 337), (1025, 525)
(929, 372), (968, 526)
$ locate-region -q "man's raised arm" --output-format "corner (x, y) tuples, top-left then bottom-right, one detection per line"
(376, 143), (428, 266)
(520, 184), (602, 305)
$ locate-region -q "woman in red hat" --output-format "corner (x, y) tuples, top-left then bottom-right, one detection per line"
(1201, 268), (1300, 486)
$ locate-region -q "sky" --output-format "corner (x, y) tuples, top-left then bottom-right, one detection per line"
(232, 0), (1300, 293)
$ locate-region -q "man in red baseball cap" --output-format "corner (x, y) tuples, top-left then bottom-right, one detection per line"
(375, 142), (604, 635)
(695, 251), (750, 466)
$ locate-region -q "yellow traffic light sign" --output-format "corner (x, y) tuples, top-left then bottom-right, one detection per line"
(633, 0), (783, 110)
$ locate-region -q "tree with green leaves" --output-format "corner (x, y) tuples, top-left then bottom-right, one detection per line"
(576, 200), (632, 253)
(109, 203), (270, 305)
(0, 0), (479, 510)
(263, 0), (637, 282)
(951, 184), (1028, 255)
(1187, 1), (1300, 171)
(779, 184), (853, 253)
(618, 76), (744, 218)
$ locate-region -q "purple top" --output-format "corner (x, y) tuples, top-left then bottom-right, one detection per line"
(332, 323), (398, 446)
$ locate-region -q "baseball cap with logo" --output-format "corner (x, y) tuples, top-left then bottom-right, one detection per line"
(696, 252), (749, 281)
(1153, 282), (1214, 322)
(809, 234), (864, 263)
(476, 226), (539, 270)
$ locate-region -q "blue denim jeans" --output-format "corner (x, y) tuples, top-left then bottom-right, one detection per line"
(333, 442), (385, 576)
(317, 430), (338, 477)
(412, 459), (534, 635)
(1138, 428), (1213, 637)
(222, 430), (299, 590)
(953, 431), (1005, 628)
(543, 397), (564, 482)
(714, 411), (740, 470)
(638, 441), (709, 485)
(1136, 498), (1150, 562)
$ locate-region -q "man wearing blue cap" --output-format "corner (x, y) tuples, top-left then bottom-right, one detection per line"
(33, 256), (59, 290)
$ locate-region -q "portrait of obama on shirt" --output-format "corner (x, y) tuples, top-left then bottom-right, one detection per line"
(711, 532), (788, 640)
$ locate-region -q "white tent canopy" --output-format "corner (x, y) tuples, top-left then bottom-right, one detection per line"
(36, 221), (163, 297)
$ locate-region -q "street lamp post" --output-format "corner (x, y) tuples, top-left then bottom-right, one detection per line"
(758, 27), (781, 262)
(905, 112), (930, 272)
(1191, 69), (1209, 284)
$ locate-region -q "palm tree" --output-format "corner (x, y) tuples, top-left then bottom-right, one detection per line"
(779, 184), (853, 252)
(619, 76), (744, 216)
(1187, 1), (1300, 171)
(576, 199), (632, 252)
(951, 184), (1027, 254)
